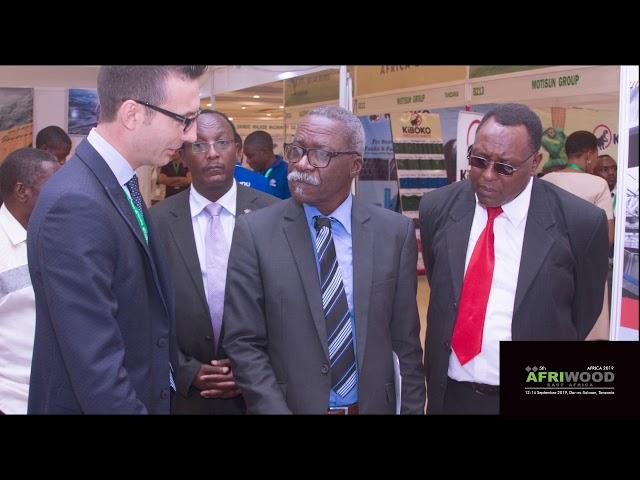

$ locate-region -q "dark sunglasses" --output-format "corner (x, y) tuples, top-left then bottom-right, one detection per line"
(467, 145), (535, 177)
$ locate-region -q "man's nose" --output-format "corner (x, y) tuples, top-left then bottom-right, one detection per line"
(295, 152), (314, 171)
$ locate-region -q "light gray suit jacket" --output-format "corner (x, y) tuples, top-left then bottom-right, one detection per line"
(150, 184), (279, 414)
(223, 196), (426, 414)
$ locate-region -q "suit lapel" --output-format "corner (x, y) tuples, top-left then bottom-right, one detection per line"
(235, 184), (258, 215)
(446, 183), (476, 303)
(166, 193), (209, 313)
(282, 200), (329, 361)
(351, 199), (372, 371)
(75, 140), (170, 317)
(513, 179), (556, 316)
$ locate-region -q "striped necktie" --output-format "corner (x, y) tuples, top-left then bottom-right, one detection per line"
(314, 216), (357, 398)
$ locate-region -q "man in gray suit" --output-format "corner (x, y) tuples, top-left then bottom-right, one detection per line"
(223, 105), (425, 414)
(419, 103), (609, 415)
(151, 110), (278, 414)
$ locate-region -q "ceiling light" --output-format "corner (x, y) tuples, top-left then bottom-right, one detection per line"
(266, 113), (271, 116)
(241, 106), (247, 110)
(252, 95), (260, 99)
(279, 105), (284, 109)
(206, 103), (212, 107)
(228, 117), (234, 121)
(277, 71), (296, 80)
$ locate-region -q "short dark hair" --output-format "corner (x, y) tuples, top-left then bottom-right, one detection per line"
(565, 130), (598, 158)
(198, 109), (237, 136)
(0, 147), (58, 196)
(477, 103), (543, 153)
(244, 130), (274, 151)
(35, 125), (71, 148)
(97, 66), (208, 122)
(234, 131), (242, 147)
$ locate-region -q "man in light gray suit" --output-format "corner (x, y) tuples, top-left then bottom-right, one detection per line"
(223, 105), (425, 414)
(150, 110), (278, 414)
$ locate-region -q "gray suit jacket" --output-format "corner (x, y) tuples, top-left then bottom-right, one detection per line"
(223, 196), (426, 414)
(27, 139), (175, 414)
(419, 178), (609, 414)
(150, 184), (279, 414)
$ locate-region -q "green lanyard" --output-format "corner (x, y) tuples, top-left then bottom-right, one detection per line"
(125, 191), (149, 244)
(264, 167), (273, 179)
(172, 160), (181, 175)
(567, 163), (584, 172)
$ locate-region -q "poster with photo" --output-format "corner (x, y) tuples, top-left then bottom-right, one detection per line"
(357, 114), (398, 211)
(68, 89), (100, 135)
(0, 88), (33, 163)
(611, 67), (639, 341)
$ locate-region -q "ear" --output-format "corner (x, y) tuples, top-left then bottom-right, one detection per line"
(119, 99), (141, 131)
(530, 151), (542, 174)
(350, 154), (363, 178)
(14, 181), (29, 203)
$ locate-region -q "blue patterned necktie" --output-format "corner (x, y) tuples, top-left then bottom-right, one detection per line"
(125, 174), (145, 214)
(314, 216), (357, 398)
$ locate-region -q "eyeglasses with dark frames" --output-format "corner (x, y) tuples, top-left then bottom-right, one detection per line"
(283, 143), (360, 169)
(126, 99), (200, 133)
(467, 144), (536, 177)
(191, 139), (235, 154)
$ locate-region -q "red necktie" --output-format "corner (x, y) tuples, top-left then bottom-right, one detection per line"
(452, 206), (503, 365)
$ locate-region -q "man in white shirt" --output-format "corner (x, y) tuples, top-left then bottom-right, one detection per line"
(0, 148), (59, 414)
(150, 110), (278, 414)
(419, 104), (609, 414)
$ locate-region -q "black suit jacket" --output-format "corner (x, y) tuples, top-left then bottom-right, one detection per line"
(419, 178), (609, 414)
(223, 197), (426, 414)
(27, 139), (176, 414)
(150, 184), (279, 414)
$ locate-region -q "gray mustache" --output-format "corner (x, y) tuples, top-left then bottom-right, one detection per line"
(288, 171), (320, 186)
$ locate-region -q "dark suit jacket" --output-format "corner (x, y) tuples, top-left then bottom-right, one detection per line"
(419, 178), (609, 414)
(150, 184), (279, 414)
(223, 197), (426, 414)
(27, 139), (176, 414)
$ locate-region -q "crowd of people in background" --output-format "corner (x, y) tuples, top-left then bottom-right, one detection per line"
(0, 66), (619, 415)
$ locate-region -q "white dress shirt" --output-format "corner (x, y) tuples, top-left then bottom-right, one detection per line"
(87, 128), (136, 196)
(0, 205), (35, 414)
(448, 177), (533, 385)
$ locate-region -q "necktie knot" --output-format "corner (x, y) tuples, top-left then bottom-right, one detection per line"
(486, 206), (503, 223)
(314, 216), (332, 233)
(125, 174), (144, 213)
(205, 203), (223, 217)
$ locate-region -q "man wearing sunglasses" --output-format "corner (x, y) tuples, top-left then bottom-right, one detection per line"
(223, 105), (425, 414)
(27, 66), (207, 414)
(419, 103), (609, 415)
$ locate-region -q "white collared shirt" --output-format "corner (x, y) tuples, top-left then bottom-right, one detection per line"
(0, 204), (34, 414)
(189, 182), (237, 284)
(87, 128), (136, 196)
(448, 177), (533, 386)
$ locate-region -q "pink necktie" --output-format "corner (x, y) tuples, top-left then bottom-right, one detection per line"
(204, 203), (228, 352)
(451, 206), (503, 365)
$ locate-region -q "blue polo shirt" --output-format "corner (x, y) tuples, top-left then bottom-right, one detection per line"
(264, 155), (291, 199)
(234, 164), (272, 194)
